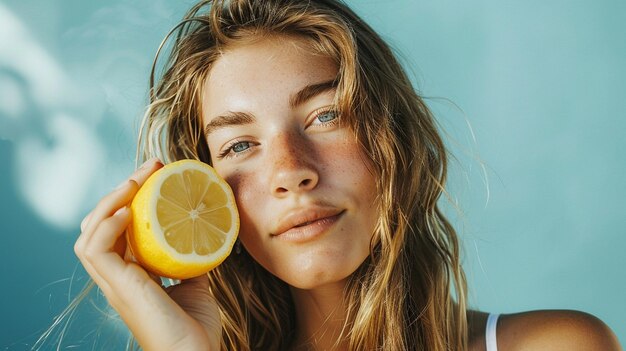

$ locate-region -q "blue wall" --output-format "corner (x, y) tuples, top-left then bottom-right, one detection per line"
(1, 0), (624, 348)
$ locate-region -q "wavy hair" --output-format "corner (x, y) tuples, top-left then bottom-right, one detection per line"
(138, 0), (468, 349)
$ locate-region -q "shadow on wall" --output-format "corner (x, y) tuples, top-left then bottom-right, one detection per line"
(0, 138), (127, 349)
(0, 64), (129, 350)
(0, 2), (147, 233)
(0, 3), (138, 348)
(0, 63), (106, 230)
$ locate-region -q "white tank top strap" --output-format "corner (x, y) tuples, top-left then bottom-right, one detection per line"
(486, 313), (500, 351)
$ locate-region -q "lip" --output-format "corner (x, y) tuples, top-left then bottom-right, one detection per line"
(272, 207), (345, 242)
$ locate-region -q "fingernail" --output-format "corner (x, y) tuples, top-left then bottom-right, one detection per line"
(80, 213), (91, 231)
(113, 206), (129, 217)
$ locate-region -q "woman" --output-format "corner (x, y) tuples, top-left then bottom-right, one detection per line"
(74, 0), (621, 350)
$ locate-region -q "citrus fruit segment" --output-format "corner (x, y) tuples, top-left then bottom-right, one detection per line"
(127, 159), (239, 279)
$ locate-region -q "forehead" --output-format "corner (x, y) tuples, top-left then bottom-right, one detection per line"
(202, 36), (338, 119)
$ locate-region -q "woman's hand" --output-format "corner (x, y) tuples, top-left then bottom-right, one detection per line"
(74, 158), (221, 351)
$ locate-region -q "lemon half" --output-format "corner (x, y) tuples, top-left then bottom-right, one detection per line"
(128, 159), (239, 279)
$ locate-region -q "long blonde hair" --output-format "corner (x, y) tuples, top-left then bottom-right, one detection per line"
(139, 0), (468, 349)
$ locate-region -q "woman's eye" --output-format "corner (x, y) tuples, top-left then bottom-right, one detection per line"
(218, 141), (253, 159)
(312, 109), (338, 126)
(231, 141), (251, 153)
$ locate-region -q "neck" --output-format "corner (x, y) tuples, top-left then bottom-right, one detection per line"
(290, 280), (349, 351)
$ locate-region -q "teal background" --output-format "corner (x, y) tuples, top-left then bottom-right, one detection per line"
(1, 0), (624, 349)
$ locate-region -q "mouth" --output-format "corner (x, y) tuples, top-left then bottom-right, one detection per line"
(294, 220), (318, 227)
(272, 208), (345, 242)
(295, 211), (343, 228)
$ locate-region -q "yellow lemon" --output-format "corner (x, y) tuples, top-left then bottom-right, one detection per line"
(128, 159), (239, 279)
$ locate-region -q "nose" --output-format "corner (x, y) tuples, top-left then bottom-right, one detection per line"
(268, 132), (319, 197)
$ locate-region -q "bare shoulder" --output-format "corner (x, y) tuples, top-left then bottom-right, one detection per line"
(497, 309), (622, 351)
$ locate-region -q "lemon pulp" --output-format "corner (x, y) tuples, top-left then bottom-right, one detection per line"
(128, 159), (239, 279)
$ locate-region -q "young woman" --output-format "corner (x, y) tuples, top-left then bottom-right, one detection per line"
(74, 0), (622, 350)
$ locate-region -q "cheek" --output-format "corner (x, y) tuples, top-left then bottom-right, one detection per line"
(222, 170), (266, 244)
(328, 140), (376, 197)
(335, 142), (379, 230)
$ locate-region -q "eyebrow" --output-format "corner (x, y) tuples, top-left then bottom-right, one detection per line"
(204, 79), (338, 138)
(288, 78), (338, 109)
(204, 111), (255, 138)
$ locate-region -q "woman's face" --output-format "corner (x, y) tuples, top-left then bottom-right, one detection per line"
(202, 36), (377, 290)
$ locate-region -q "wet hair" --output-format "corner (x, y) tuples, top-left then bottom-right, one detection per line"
(136, 0), (468, 350)
(127, 0), (467, 349)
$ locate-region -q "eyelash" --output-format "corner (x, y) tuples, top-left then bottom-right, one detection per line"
(217, 139), (252, 159)
(310, 107), (339, 127)
(216, 107), (340, 160)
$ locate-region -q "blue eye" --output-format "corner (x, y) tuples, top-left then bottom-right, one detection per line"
(218, 140), (253, 159)
(231, 141), (251, 153)
(317, 110), (337, 123)
(312, 109), (339, 126)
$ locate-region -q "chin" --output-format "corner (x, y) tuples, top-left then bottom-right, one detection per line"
(278, 255), (364, 291)
(286, 274), (346, 291)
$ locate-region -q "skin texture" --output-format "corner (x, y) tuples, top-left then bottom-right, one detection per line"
(75, 35), (623, 351)
(202, 37), (378, 349)
(467, 310), (622, 351)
